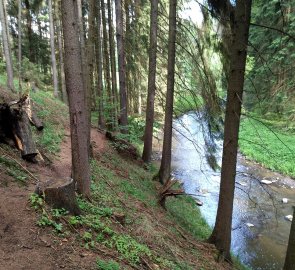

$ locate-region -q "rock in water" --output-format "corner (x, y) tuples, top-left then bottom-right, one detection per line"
(282, 198), (289, 204)
(261, 179), (272, 185)
(246, 223), (255, 227)
(285, 215), (293, 222)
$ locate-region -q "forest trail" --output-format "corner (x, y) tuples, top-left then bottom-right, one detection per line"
(0, 128), (107, 270)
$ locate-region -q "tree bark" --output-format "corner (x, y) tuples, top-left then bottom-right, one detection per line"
(0, 0), (15, 92)
(283, 206), (295, 270)
(87, 0), (96, 111)
(158, 0), (177, 184)
(35, 178), (81, 215)
(56, 13), (68, 104)
(49, 0), (59, 98)
(95, 0), (105, 129)
(61, 0), (91, 197)
(24, 0), (34, 62)
(77, 0), (91, 151)
(207, 0), (252, 262)
(18, 0), (22, 94)
(142, 0), (159, 164)
(107, 0), (118, 123)
(115, 0), (128, 133)
(101, 0), (114, 130)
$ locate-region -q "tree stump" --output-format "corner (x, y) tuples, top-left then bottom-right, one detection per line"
(35, 178), (81, 215)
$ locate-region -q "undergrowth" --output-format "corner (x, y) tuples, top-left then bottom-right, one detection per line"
(239, 117), (295, 177)
(30, 91), (68, 153)
(29, 148), (223, 269)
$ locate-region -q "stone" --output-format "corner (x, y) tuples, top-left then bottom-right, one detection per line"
(261, 179), (272, 185)
(237, 181), (247, 187)
(285, 215), (293, 222)
(246, 223), (255, 227)
(282, 198), (288, 204)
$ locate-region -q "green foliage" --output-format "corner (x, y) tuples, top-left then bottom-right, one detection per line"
(166, 195), (211, 240)
(96, 259), (120, 270)
(29, 194), (66, 233)
(106, 234), (152, 265)
(30, 91), (67, 153)
(29, 193), (44, 210)
(239, 117), (295, 177)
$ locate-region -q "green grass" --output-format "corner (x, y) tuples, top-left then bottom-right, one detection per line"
(166, 196), (211, 240)
(30, 91), (68, 153)
(239, 117), (295, 177)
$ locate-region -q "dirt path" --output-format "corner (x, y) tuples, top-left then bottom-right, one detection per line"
(0, 129), (106, 270)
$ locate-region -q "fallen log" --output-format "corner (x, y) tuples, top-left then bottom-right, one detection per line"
(12, 109), (38, 161)
(0, 94), (42, 161)
(35, 178), (81, 215)
(105, 131), (140, 160)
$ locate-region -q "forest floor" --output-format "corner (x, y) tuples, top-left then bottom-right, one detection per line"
(0, 87), (246, 270)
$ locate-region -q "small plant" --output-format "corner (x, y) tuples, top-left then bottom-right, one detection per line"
(105, 234), (152, 265)
(96, 259), (120, 270)
(29, 193), (44, 210)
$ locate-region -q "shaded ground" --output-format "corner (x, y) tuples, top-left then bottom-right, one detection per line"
(0, 124), (236, 270)
(0, 129), (107, 270)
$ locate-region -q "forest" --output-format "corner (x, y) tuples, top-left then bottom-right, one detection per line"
(0, 0), (295, 269)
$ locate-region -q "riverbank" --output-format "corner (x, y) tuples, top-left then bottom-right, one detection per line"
(239, 117), (295, 178)
(0, 87), (241, 270)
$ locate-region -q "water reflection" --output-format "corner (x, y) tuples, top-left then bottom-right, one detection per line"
(171, 112), (294, 270)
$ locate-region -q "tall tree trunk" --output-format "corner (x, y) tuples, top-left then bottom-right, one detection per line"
(61, 0), (91, 197)
(56, 15), (67, 104)
(24, 0), (34, 62)
(158, 0), (177, 184)
(49, 0), (59, 98)
(142, 0), (158, 163)
(101, 0), (114, 130)
(18, 0), (22, 94)
(283, 207), (295, 270)
(115, 0), (128, 133)
(208, 0), (252, 262)
(77, 0), (91, 155)
(87, 0), (96, 110)
(95, 0), (105, 129)
(107, 0), (118, 123)
(0, 0), (15, 92)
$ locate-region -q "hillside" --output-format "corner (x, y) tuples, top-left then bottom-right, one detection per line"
(0, 88), (242, 270)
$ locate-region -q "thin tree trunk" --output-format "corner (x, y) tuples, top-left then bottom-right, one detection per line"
(95, 0), (105, 129)
(0, 0), (15, 92)
(283, 206), (295, 270)
(49, 0), (59, 98)
(101, 0), (114, 130)
(142, 0), (158, 163)
(18, 0), (22, 94)
(158, 0), (177, 184)
(24, 0), (34, 62)
(61, 0), (91, 197)
(115, 0), (128, 133)
(87, 0), (96, 110)
(56, 16), (67, 104)
(107, 0), (118, 123)
(208, 0), (252, 262)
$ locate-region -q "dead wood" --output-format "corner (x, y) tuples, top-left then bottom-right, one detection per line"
(105, 131), (140, 160)
(35, 178), (81, 215)
(0, 94), (43, 161)
(159, 178), (184, 208)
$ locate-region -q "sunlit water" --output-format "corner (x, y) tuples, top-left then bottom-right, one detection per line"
(167, 112), (295, 270)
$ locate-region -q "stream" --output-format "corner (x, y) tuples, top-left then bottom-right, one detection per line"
(157, 112), (295, 270)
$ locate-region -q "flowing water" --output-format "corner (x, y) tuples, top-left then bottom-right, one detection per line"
(161, 112), (294, 270)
